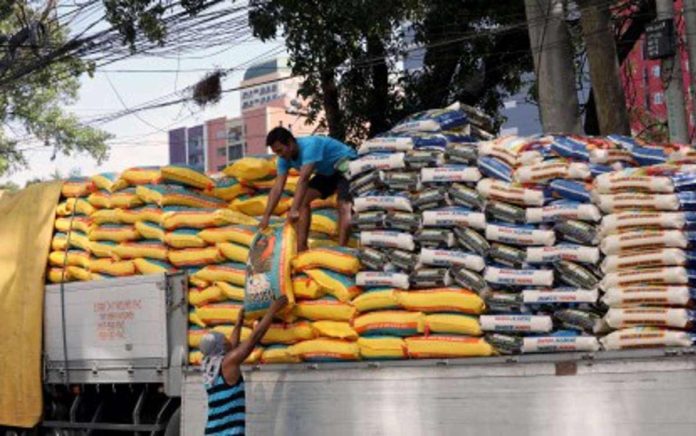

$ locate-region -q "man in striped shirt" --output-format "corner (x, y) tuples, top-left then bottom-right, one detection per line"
(199, 296), (288, 435)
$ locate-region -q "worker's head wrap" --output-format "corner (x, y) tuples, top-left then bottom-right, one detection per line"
(200, 331), (227, 387)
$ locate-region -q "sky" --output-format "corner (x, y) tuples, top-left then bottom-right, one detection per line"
(0, 3), (284, 186)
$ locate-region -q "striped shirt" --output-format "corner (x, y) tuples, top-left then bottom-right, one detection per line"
(205, 372), (245, 435)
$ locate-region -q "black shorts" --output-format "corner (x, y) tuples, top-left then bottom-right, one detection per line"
(308, 172), (352, 202)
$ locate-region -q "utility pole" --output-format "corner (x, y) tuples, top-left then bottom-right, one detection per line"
(683, 0), (696, 140)
(578, 0), (630, 135)
(524, 0), (582, 134)
(656, 0), (689, 143)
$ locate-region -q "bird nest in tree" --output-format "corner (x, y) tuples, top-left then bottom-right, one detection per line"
(193, 70), (223, 107)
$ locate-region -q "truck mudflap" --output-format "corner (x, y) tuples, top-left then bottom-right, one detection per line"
(182, 348), (696, 435)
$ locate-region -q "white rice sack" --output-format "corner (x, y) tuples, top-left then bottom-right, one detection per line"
(522, 336), (600, 353)
(604, 307), (695, 330)
(418, 247), (485, 272)
(422, 208), (486, 229)
(485, 223), (555, 247)
(526, 244), (600, 264)
(477, 179), (545, 206)
(360, 230), (416, 251)
(359, 137), (414, 155)
(526, 203), (601, 223)
(348, 153), (406, 178)
(522, 288), (598, 304)
(600, 230), (688, 255)
(484, 266), (554, 287)
(589, 148), (635, 165)
(600, 327), (693, 350)
(421, 166), (482, 184)
(478, 140), (518, 167)
(600, 266), (689, 290)
(513, 161), (590, 184)
(601, 285), (694, 307)
(353, 195), (413, 213)
(599, 212), (687, 236)
(480, 314), (553, 333)
(601, 248), (687, 273)
(595, 193), (680, 213)
(356, 271), (410, 289)
(593, 173), (674, 194)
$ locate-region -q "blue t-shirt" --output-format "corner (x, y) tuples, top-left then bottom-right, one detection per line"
(277, 136), (356, 176)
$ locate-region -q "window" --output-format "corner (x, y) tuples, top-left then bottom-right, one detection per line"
(217, 147), (226, 157)
(215, 130), (226, 140)
(228, 144), (244, 161)
(653, 92), (664, 105)
(652, 65), (661, 78)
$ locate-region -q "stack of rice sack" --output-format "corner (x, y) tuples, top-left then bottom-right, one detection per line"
(477, 136), (605, 355)
(350, 103), (494, 360)
(595, 164), (696, 351)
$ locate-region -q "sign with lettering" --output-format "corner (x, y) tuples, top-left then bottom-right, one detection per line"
(645, 19), (675, 60)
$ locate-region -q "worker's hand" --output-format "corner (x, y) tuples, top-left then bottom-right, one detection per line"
(286, 209), (300, 224)
(270, 295), (289, 313)
(236, 308), (245, 325)
(259, 215), (270, 230)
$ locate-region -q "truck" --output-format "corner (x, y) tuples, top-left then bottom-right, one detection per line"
(3, 273), (696, 435)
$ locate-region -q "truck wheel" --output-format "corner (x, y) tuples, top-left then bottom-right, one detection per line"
(164, 407), (181, 436)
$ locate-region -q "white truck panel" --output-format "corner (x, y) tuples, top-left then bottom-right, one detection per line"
(44, 275), (169, 362)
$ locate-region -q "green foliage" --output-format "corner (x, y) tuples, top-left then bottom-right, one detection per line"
(0, 180), (19, 192)
(0, 2), (112, 176)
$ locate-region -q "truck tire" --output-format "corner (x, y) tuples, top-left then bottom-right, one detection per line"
(164, 407), (181, 436)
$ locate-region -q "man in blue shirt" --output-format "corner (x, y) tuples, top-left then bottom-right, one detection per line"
(260, 127), (356, 252)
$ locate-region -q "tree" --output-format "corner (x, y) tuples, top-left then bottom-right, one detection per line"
(0, 2), (112, 176)
(0, 181), (19, 192)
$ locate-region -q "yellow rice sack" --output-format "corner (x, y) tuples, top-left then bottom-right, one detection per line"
(244, 224), (297, 318)
(168, 247), (224, 267)
(55, 216), (93, 234)
(161, 164), (214, 190)
(211, 324), (252, 342)
(56, 198), (95, 217)
(67, 266), (93, 281)
(195, 302), (243, 326)
(261, 346), (302, 364)
(134, 258), (176, 275)
(421, 314), (482, 336)
(61, 177), (96, 198)
(223, 156), (276, 181)
(188, 351), (203, 365)
(405, 336), (494, 359)
(189, 309), (206, 327)
(311, 321), (358, 341)
(304, 269), (361, 302)
(117, 205), (163, 224)
(91, 172), (119, 192)
(218, 208), (260, 226)
(109, 188), (144, 209)
(198, 225), (256, 246)
(161, 208), (257, 230)
(358, 337), (408, 360)
(165, 229), (207, 249)
(188, 327), (209, 348)
(89, 259), (136, 276)
(307, 237), (339, 249)
(136, 185), (225, 209)
(289, 339), (360, 362)
(89, 224), (140, 242)
(48, 250), (91, 269)
(232, 195), (291, 216)
(91, 209), (121, 225)
(52, 231), (91, 252)
(261, 321), (316, 345)
(397, 288), (486, 315)
(192, 263), (246, 286)
(310, 209), (339, 235)
(293, 297), (356, 321)
(89, 241), (118, 258)
(119, 166), (162, 186)
(87, 191), (111, 209)
(189, 285), (226, 307)
(353, 311), (424, 337)
(135, 221), (165, 242)
(244, 347), (264, 364)
(217, 242), (250, 263)
(311, 195), (337, 210)
(292, 247), (360, 275)
(47, 268), (73, 283)
(293, 274), (324, 300)
(215, 281), (245, 301)
(352, 289), (401, 313)
(112, 241), (168, 260)
(208, 177), (249, 201)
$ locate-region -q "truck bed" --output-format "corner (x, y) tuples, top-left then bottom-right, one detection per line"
(182, 349), (696, 436)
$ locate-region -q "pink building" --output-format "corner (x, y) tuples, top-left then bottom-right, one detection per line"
(205, 117), (229, 172)
(621, 0), (695, 141)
